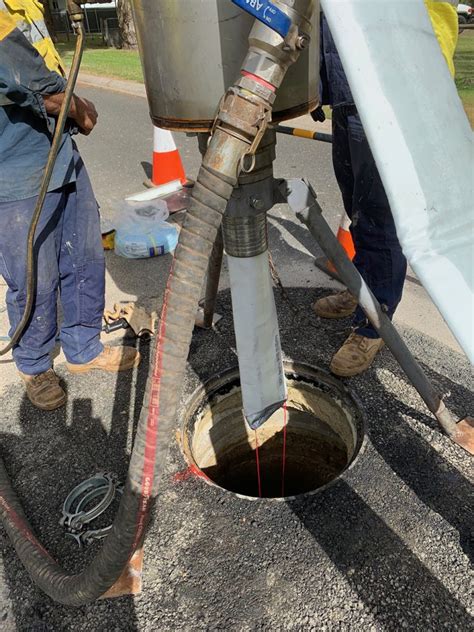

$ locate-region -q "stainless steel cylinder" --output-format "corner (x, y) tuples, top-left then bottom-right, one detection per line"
(131, 0), (320, 131)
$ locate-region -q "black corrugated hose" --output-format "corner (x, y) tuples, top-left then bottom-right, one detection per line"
(0, 85), (260, 606)
(0, 0), (314, 605)
(0, 160), (234, 605)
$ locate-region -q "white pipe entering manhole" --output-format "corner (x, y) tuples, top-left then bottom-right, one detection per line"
(181, 362), (366, 499)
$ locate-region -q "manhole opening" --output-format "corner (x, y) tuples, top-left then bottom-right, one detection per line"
(182, 364), (365, 499)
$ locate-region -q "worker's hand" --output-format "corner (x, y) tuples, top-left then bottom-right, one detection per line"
(43, 93), (98, 135)
(71, 95), (98, 135)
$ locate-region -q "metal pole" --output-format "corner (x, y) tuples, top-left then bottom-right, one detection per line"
(194, 132), (223, 329)
(200, 228), (224, 329)
(288, 179), (473, 453)
(274, 125), (333, 144)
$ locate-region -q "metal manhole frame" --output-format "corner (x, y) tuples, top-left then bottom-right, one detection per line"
(180, 360), (368, 501)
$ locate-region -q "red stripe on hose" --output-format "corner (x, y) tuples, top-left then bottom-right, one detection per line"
(281, 403), (287, 497)
(0, 496), (54, 561)
(131, 259), (175, 552)
(241, 71), (276, 92)
(254, 430), (262, 498)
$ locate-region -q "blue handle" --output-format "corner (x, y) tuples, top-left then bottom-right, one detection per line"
(232, 0), (292, 38)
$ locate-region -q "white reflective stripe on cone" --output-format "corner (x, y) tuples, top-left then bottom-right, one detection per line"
(153, 127), (178, 154)
(339, 212), (352, 232)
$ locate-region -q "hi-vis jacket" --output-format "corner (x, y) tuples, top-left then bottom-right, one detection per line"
(0, 0), (63, 73)
(0, 0), (74, 201)
(425, 0), (459, 77)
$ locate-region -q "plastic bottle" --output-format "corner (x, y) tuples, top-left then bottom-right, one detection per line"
(114, 199), (179, 259)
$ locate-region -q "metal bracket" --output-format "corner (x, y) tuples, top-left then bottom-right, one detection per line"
(195, 305), (223, 329)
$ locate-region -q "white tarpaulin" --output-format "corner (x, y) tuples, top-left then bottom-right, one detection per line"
(321, 0), (474, 362)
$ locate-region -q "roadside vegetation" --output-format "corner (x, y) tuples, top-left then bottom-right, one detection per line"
(454, 32), (474, 123)
(57, 35), (143, 82)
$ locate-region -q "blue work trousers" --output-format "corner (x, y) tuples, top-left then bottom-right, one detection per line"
(0, 152), (105, 374)
(332, 107), (407, 338)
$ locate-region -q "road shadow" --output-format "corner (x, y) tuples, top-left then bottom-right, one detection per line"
(272, 286), (474, 559)
(290, 480), (472, 631)
(368, 361), (474, 562)
(0, 335), (150, 631)
(271, 286), (473, 628)
(104, 248), (172, 317)
(186, 285), (473, 629)
(140, 161), (152, 181)
(268, 209), (324, 260)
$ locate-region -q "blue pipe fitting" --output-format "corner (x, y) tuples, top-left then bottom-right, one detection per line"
(231, 0), (292, 38)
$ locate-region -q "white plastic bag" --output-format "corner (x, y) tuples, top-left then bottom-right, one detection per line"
(114, 198), (179, 259)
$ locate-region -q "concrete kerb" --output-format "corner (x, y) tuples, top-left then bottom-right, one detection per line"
(77, 72), (147, 99)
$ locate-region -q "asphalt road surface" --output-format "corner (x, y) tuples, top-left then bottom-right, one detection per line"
(0, 86), (472, 631)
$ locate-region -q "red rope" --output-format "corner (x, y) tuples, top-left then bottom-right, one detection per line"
(254, 430), (262, 498)
(281, 403), (288, 497)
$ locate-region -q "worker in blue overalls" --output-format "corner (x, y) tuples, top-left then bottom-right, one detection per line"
(0, 0), (140, 410)
(314, 5), (457, 377)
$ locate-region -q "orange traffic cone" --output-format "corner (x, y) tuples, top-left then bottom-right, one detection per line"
(131, 126), (190, 206)
(314, 211), (356, 280)
(151, 126), (186, 188)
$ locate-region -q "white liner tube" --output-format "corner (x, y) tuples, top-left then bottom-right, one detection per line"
(227, 251), (287, 428)
(322, 0), (474, 361)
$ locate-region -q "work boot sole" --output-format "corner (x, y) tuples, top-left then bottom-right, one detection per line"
(26, 392), (67, 411)
(330, 346), (384, 377)
(66, 354), (141, 374)
(330, 361), (377, 377)
(312, 304), (357, 319)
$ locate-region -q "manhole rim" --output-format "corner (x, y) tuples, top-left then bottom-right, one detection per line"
(180, 361), (368, 501)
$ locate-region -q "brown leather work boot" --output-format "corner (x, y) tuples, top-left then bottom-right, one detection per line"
(67, 345), (141, 374)
(330, 333), (384, 377)
(313, 290), (358, 319)
(19, 369), (66, 411)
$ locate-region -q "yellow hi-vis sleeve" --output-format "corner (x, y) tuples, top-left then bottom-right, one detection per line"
(424, 0), (458, 77)
(0, 7), (16, 41)
(3, 0), (64, 74)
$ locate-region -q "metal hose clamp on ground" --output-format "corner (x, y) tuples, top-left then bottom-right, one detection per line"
(60, 472), (124, 548)
(0, 0), (316, 605)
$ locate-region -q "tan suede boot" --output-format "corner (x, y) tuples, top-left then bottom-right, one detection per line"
(19, 369), (66, 411)
(67, 345), (141, 374)
(330, 333), (384, 377)
(313, 290), (358, 319)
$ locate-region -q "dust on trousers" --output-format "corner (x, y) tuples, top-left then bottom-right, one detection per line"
(0, 149), (105, 374)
